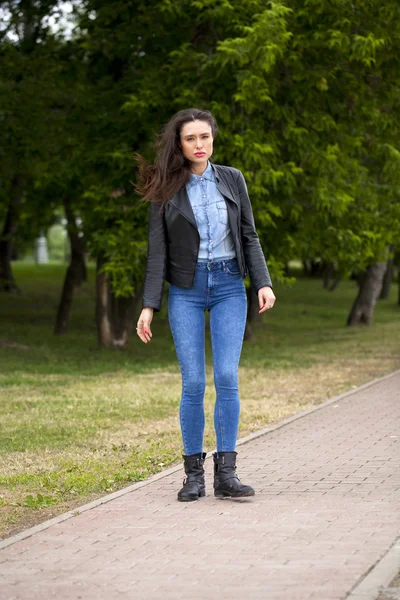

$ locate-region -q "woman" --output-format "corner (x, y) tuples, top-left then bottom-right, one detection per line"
(136, 108), (276, 502)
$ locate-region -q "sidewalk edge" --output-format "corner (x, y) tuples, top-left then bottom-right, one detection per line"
(1, 368), (399, 551)
(346, 536), (400, 600)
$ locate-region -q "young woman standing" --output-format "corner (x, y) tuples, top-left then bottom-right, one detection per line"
(136, 108), (276, 502)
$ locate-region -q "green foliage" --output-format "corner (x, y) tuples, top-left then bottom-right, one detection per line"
(207, 0), (400, 275)
(10, 494), (59, 509)
(2, 0), (400, 301)
(23, 494), (59, 508)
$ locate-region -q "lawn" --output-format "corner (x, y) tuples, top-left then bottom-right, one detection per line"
(0, 262), (399, 539)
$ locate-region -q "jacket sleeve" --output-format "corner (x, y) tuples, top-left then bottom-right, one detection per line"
(142, 202), (167, 312)
(236, 169), (273, 292)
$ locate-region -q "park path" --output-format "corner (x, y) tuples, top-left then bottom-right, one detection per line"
(1, 371), (399, 600)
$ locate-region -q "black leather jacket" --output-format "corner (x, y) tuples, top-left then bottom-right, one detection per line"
(142, 162), (273, 312)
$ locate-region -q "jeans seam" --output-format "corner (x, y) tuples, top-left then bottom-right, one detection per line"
(179, 394), (189, 454)
(217, 389), (225, 451)
(226, 266), (241, 275)
(169, 298), (190, 455)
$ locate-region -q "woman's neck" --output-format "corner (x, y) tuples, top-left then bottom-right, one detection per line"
(190, 160), (208, 176)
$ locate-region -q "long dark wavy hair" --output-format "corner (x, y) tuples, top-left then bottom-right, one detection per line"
(135, 108), (218, 206)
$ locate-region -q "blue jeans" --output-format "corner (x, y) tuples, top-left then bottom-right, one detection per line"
(168, 257), (247, 455)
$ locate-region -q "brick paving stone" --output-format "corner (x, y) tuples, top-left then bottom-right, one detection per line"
(0, 371), (399, 600)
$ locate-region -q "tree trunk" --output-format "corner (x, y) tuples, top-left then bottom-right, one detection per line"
(95, 257), (142, 347)
(54, 198), (87, 335)
(379, 255), (394, 300)
(244, 286), (262, 341)
(347, 262), (387, 326)
(322, 262), (334, 289)
(283, 262), (290, 277)
(303, 259), (323, 278)
(310, 260), (322, 277)
(0, 175), (23, 293)
(302, 260), (310, 276)
(322, 262), (341, 291)
(397, 263), (400, 306)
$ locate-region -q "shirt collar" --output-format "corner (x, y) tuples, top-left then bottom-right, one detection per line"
(187, 160), (215, 188)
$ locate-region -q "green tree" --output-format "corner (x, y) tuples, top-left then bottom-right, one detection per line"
(3, 0), (399, 343)
(207, 0), (400, 324)
(79, 0), (400, 333)
(0, 0), (67, 290)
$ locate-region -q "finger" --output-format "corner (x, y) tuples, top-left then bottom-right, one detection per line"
(143, 323), (152, 343)
(137, 330), (148, 343)
(136, 323), (148, 344)
(259, 299), (275, 314)
(259, 295), (271, 314)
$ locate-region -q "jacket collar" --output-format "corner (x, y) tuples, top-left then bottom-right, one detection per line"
(210, 163), (238, 206)
(169, 162), (238, 227)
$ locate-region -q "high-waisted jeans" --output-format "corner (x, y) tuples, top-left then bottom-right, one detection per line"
(168, 257), (247, 455)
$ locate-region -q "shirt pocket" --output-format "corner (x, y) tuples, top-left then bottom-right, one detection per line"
(216, 200), (228, 225)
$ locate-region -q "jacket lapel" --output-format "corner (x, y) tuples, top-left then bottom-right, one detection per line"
(211, 163), (239, 207)
(168, 162), (239, 228)
(169, 186), (198, 228)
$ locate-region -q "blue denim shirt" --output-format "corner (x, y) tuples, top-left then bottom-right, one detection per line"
(186, 161), (236, 262)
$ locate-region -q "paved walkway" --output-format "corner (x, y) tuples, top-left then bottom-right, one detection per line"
(1, 371), (399, 600)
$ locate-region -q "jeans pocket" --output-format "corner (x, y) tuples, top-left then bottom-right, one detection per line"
(225, 260), (241, 275)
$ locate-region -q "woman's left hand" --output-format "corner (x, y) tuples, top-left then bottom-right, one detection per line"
(258, 286), (276, 314)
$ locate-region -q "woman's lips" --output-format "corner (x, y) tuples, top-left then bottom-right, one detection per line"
(195, 152), (205, 156)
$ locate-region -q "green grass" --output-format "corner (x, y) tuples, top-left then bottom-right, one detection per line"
(0, 262), (399, 538)
(2, 262), (398, 376)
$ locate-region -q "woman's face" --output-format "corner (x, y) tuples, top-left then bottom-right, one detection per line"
(180, 120), (213, 166)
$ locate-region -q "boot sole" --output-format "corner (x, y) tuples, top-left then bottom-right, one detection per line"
(177, 488), (206, 502)
(214, 489), (255, 498)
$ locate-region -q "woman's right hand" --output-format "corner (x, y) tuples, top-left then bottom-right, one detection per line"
(136, 308), (154, 343)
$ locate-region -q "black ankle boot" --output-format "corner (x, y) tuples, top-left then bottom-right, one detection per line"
(213, 451), (255, 498)
(177, 452), (207, 502)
